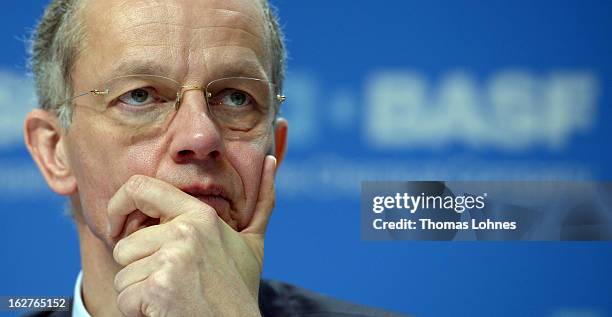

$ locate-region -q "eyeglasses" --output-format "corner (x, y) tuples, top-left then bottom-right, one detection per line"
(63, 74), (286, 139)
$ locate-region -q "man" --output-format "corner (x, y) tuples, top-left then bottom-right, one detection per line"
(24, 0), (406, 316)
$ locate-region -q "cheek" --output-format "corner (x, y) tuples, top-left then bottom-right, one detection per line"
(125, 138), (164, 176)
(68, 135), (125, 240)
(67, 118), (163, 240)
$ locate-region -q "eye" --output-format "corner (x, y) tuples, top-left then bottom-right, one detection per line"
(218, 90), (252, 108)
(117, 88), (159, 106)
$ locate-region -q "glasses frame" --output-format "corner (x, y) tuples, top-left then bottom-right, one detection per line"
(57, 74), (287, 114)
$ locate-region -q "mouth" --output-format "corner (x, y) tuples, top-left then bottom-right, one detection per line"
(179, 184), (232, 216)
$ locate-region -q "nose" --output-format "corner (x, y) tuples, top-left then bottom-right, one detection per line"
(167, 89), (223, 163)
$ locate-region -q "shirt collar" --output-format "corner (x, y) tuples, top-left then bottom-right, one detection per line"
(73, 271), (92, 317)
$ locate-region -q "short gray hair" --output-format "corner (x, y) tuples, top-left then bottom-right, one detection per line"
(30, 0), (286, 128)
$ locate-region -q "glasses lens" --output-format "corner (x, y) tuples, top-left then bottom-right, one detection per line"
(97, 75), (181, 127)
(205, 77), (275, 132)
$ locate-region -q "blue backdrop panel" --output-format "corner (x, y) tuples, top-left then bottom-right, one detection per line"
(1, 1), (611, 316)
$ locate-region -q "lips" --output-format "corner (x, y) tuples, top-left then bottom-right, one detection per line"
(179, 184), (231, 215)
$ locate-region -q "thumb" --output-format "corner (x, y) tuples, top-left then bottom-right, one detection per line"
(242, 155), (276, 235)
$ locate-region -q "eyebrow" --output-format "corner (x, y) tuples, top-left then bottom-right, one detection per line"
(106, 57), (268, 82)
(209, 58), (268, 81)
(106, 60), (175, 78)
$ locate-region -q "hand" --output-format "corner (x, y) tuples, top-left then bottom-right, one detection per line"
(107, 156), (277, 317)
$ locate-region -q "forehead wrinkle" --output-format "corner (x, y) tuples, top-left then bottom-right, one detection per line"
(83, 2), (180, 59)
(108, 28), (268, 80)
(186, 8), (266, 44)
(190, 0), (265, 20)
(108, 3), (178, 39)
(114, 8), (263, 39)
(83, 0), (267, 45)
(123, 23), (263, 46)
(204, 8), (259, 25)
(110, 5), (268, 62)
(186, 7), (263, 29)
(113, 1), (181, 21)
(110, 2), (265, 36)
(118, 29), (266, 66)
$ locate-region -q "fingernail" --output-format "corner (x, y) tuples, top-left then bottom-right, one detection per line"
(269, 155), (277, 168)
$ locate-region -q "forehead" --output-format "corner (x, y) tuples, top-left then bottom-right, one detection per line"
(77, 0), (269, 83)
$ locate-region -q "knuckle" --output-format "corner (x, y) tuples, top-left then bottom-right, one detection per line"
(158, 247), (182, 266)
(147, 271), (172, 295)
(126, 175), (147, 196)
(143, 272), (175, 313)
(172, 220), (199, 241)
(142, 302), (160, 317)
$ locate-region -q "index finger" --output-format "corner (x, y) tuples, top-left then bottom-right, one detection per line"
(241, 155), (276, 235)
(107, 175), (195, 238)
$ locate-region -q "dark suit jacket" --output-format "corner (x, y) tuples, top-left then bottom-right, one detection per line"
(24, 280), (409, 317)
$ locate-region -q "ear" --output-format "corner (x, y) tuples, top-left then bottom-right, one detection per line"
(273, 117), (288, 171)
(24, 109), (77, 196)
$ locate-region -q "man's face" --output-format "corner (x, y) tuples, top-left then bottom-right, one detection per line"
(64, 0), (275, 244)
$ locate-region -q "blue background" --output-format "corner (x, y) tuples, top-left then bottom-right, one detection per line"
(1, 1), (611, 316)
